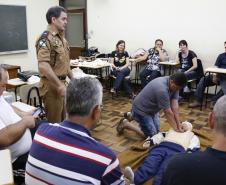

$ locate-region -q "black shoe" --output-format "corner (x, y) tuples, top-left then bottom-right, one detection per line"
(123, 112), (133, 121)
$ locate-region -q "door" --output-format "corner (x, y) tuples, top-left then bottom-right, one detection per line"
(65, 9), (87, 59)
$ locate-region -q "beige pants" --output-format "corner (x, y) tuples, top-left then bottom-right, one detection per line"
(43, 85), (65, 123)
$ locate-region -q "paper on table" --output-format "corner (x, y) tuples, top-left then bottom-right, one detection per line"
(11, 101), (36, 112)
(72, 68), (97, 79)
(7, 78), (26, 86)
(168, 59), (174, 63)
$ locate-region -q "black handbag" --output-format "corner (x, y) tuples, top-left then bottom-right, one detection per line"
(17, 71), (39, 81)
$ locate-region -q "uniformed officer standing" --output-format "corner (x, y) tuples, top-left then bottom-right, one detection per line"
(36, 6), (72, 123)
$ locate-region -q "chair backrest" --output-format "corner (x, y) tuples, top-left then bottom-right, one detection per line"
(19, 82), (45, 118)
(19, 82), (41, 107)
(27, 86), (42, 107)
(196, 59), (204, 78)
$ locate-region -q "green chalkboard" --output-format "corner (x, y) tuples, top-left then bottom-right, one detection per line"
(0, 5), (28, 54)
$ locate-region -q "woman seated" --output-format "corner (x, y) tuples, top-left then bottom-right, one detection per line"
(176, 40), (199, 95)
(110, 40), (134, 98)
(135, 39), (168, 88)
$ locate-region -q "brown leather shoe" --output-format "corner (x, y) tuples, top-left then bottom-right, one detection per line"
(188, 101), (201, 108)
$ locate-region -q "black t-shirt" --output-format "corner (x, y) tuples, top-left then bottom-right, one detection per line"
(111, 51), (129, 67)
(161, 147), (226, 185)
(178, 50), (197, 71)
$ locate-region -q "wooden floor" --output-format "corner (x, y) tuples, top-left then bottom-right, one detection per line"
(92, 90), (213, 155)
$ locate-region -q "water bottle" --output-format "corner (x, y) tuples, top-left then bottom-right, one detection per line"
(165, 56), (170, 62)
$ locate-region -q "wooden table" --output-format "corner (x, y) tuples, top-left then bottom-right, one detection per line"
(202, 67), (226, 108)
(2, 64), (21, 90)
(1, 64), (21, 78)
(159, 61), (179, 75)
(205, 67), (226, 74)
(11, 101), (36, 112)
(70, 59), (111, 79)
(132, 60), (179, 85)
(7, 78), (39, 101)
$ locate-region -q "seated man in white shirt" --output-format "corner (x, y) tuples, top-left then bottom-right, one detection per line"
(0, 65), (36, 184)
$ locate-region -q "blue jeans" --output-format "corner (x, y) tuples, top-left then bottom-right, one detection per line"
(178, 68), (199, 96)
(132, 109), (160, 137)
(220, 77), (226, 94)
(194, 75), (216, 102)
(111, 67), (132, 95)
(195, 75), (226, 103)
(178, 68), (199, 80)
(139, 68), (161, 88)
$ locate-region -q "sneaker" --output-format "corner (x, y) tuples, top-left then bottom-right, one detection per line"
(143, 137), (154, 148)
(110, 88), (116, 95)
(184, 86), (191, 93)
(123, 112), (133, 121)
(128, 93), (136, 99)
(188, 101), (201, 108)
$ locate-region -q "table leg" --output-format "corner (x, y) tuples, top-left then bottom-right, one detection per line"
(135, 63), (139, 84)
(169, 66), (172, 75)
(200, 72), (210, 110)
(205, 72), (211, 108)
(14, 87), (18, 101)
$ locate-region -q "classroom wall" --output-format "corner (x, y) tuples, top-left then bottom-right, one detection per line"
(1, 0), (225, 71)
(0, 0), (58, 71)
(87, 0), (226, 68)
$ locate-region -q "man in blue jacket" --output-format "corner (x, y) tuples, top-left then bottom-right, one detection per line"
(124, 122), (199, 185)
(160, 95), (226, 185)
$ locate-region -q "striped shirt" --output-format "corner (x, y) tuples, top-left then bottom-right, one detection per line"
(25, 121), (125, 185)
